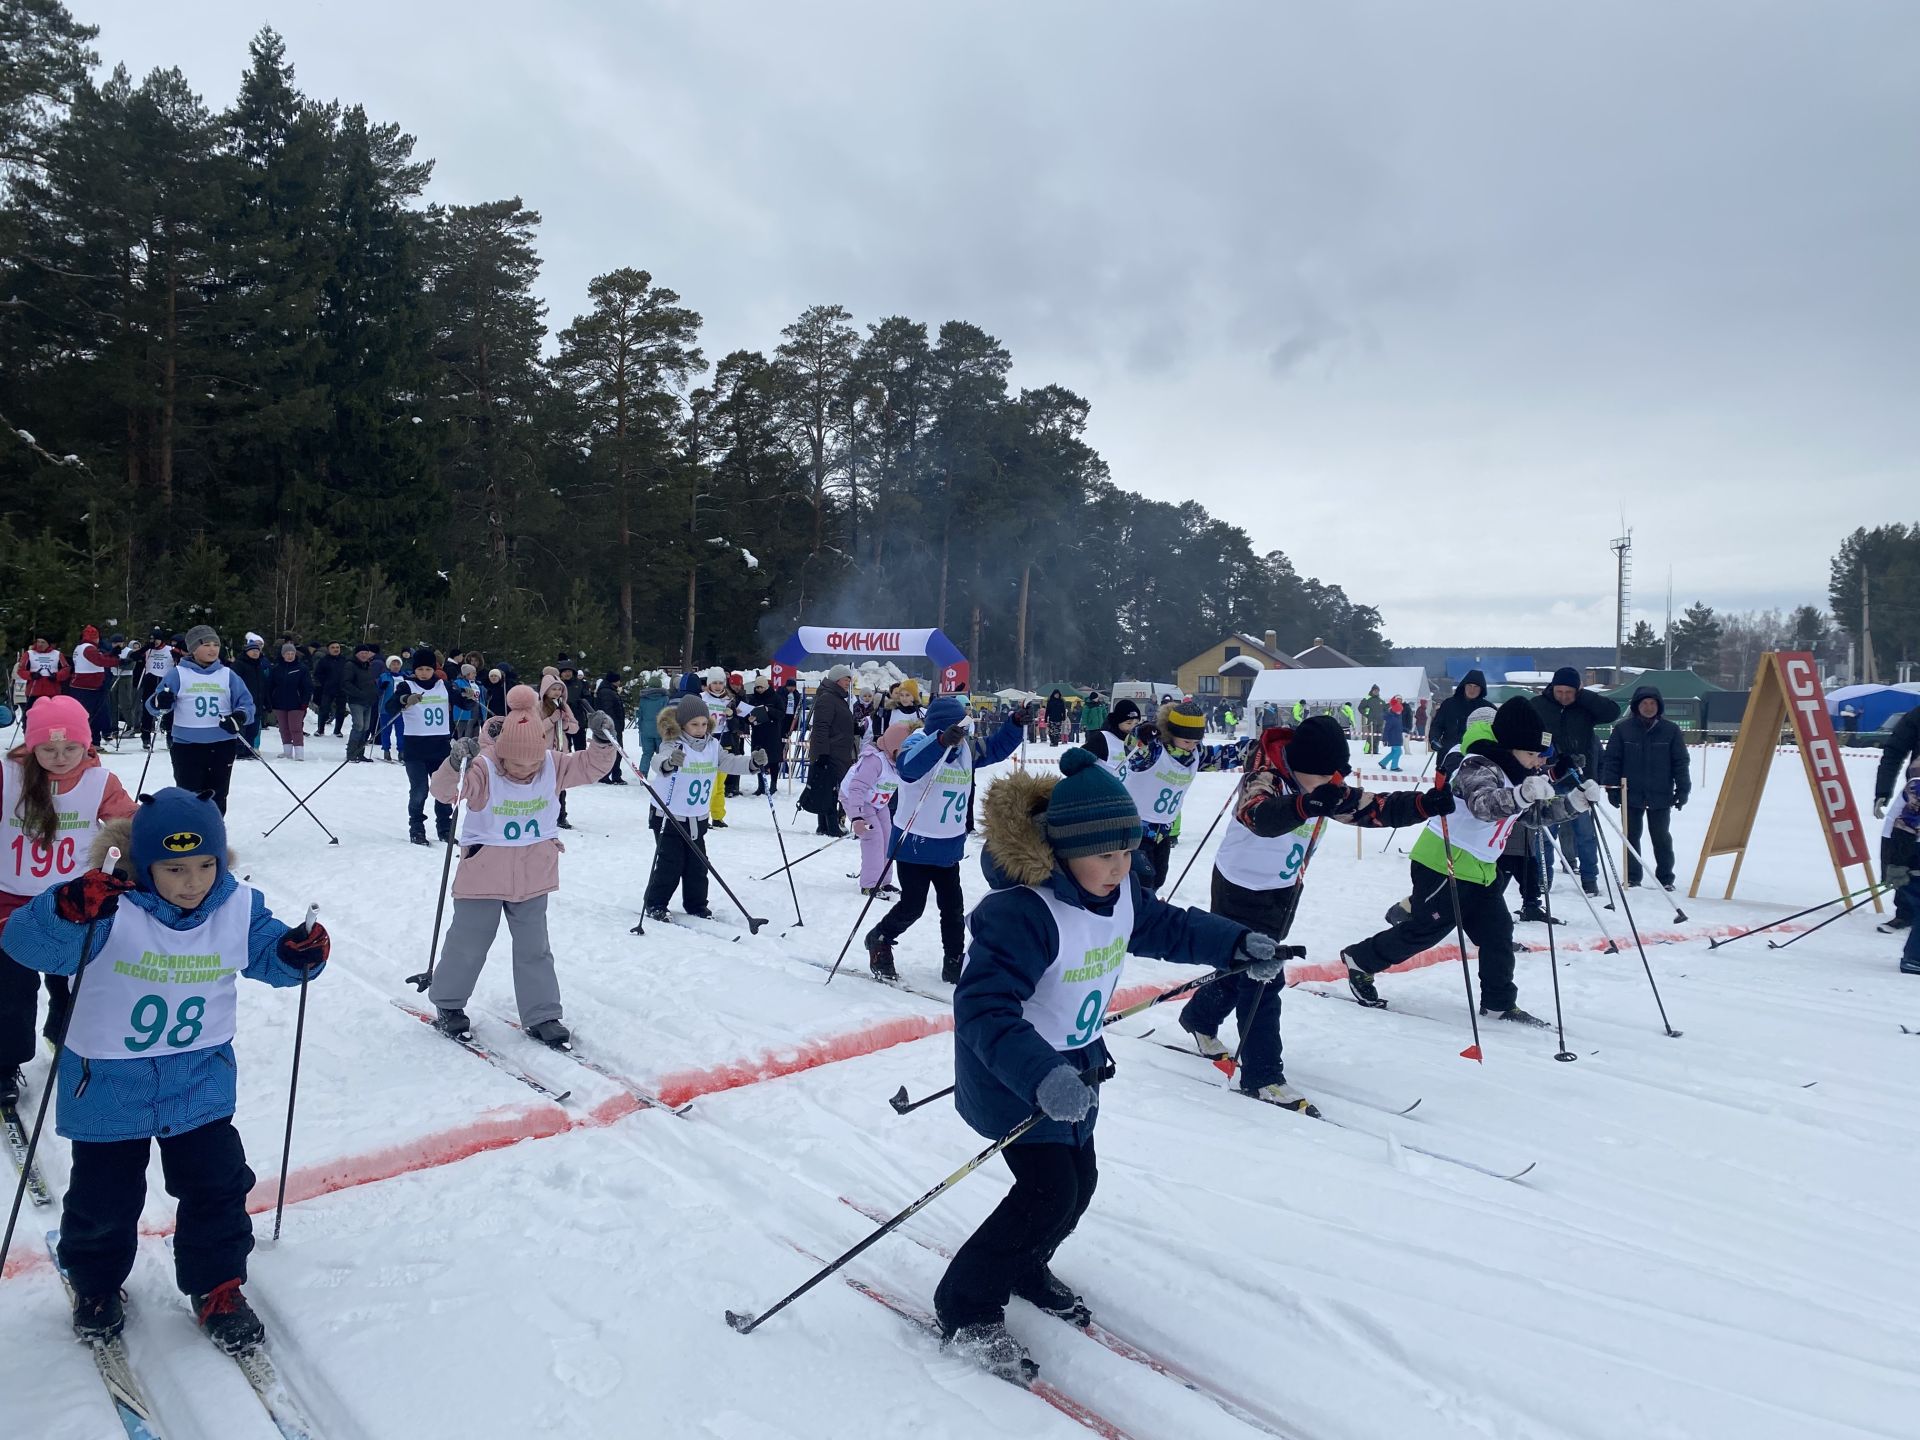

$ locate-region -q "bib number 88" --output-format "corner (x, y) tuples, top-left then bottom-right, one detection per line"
(124, 994), (206, 1052)
(1152, 787), (1180, 814)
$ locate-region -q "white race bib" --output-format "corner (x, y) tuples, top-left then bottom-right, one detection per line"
(1122, 752), (1195, 826)
(172, 666), (233, 725)
(64, 885), (252, 1061)
(71, 645), (105, 678)
(1426, 764), (1520, 862)
(1016, 881), (1136, 1051)
(459, 755), (557, 846)
(1213, 815), (1313, 892)
(144, 649), (173, 679)
(895, 744), (973, 840)
(1, 761), (107, 897)
(401, 680), (451, 737)
(26, 650), (61, 678)
(667, 738), (722, 820)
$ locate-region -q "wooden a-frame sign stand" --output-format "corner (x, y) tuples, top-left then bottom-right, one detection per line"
(1690, 651), (1880, 910)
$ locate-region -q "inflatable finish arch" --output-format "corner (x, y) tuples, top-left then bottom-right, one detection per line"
(769, 627), (970, 694)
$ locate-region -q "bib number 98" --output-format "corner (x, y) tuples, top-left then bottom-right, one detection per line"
(124, 994), (206, 1053)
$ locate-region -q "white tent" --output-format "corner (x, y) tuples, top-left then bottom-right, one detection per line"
(1238, 665), (1430, 734)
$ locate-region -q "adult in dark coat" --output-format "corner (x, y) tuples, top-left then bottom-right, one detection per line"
(1531, 666), (1621, 894)
(1600, 685), (1691, 889)
(311, 641), (348, 736)
(1876, 705), (1920, 821)
(1044, 689), (1068, 744)
(749, 679), (784, 795)
(1428, 669), (1488, 761)
(229, 636), (272, 749)
(341, 642), (382, 761)
(805, 666), (858, 834)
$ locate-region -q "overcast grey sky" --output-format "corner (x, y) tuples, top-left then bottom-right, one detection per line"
(78, 0), (1918, 645)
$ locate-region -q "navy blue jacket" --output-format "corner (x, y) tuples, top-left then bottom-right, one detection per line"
(1383, 707), (1405, 747)
(1601, 687), (1691, 809)
(954, 851), (1244, 1147)
(891, 715), (1025, 866)
(265, 658), (312, 711)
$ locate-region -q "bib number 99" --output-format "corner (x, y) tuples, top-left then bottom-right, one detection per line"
(420, 705), (446, 728)
(124, 995), (206, 1053)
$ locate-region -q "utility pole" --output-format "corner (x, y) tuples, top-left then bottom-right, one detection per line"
(1862, 568), (1876, 684)
(1663, 568), (1673, 671)
(1611, 530), (1633, 681)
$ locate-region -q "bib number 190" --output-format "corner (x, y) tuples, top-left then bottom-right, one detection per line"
(124, 994), (206, 1052)
(10, 834), (76, 879)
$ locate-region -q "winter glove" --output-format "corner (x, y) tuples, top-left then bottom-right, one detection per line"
(1888, 863), (1912, 888)
(587, 710), (617, 743)
(1418, 784), (1456, 817)
(1517, 775), (1557, 806)
(657, 744), (684, 775)
(1674, 797), (1687, 811)
(749, 705), (771, 727)
(398, 691), (420, 709)
(1606, 785), (1622, 809)
(1234, 930), (1286, 983)
(1301, 782), (1359, 818)
(276, 921), (330, 971)
(448, 737), (480, 767)
(1874, 798), (1888, 820)
(750, 748), (769, 770)
(1007, 706), (1032, 728)
(1566, 778), (1607, 813)
(1133, 722), (1160, 746)
(219, 714), (246, 737)
(153, 687), (175, 709)
(1035, 1063), (1095, 1123)
(938, 724), (967, 749)
(53, 870), (136, 926)
(852, 817), (873, 838)
(484, 716), (507, 742)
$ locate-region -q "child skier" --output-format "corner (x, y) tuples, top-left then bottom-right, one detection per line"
(67, 625), (120, 746)
(125, 628), (176, 750)
(1341, 697), (1603, 1024)
(0, 697), (138, 1105)
(866, 694), (1026, 984)
(382, 647), (454, 846)
(701, 668), (753, 827)
(841, 719), (911, 897)
(376, 655), (406, 761)
(3, 787), (327, 1349)
(641, 695), (765, 923)
(1177, 716), (1452, 1112)
(538, 669), (581, 829)
(16, 633), (71, 711)
(148, 625), (255, 815)
(1076, 697), (1141, 778)
(1120, 701), (1207, 890)
(426, 686), (616, 1044)
(935, 747), (1280, 1377)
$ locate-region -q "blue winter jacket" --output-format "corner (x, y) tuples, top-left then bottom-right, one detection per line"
(1383, 707), (1405, 747)
(955, 847), (1244, 1148)
(146, 659), (257, 746)
(890, 714), (1025, 867)
(2, 876), (317, 1142)
(264, 658), (313, 711)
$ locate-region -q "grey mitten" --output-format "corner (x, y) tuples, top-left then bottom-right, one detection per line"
(750, 747), (769, 770)
(1235, 930), (1285, 983)
(449, 737), (480, 766)
(657, 744), (683, 775)
(1035, 1063), (1094, 1123)
(587, 710), (616, 742)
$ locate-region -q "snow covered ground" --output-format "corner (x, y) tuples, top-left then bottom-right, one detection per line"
(3, 732), (1915, 1439)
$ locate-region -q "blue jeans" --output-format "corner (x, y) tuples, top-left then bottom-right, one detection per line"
(1546, 809), (1599, 892)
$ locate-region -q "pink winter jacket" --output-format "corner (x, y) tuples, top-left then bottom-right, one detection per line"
(429, 742), (615, 901)
(838, 746), (897, 830)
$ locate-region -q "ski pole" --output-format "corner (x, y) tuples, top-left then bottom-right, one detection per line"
(261, 754), (352, 839)
(1597, 837), (1682, 1037)
(407, 752), (468, 991)
(755, 834), (844, 883)
(227, 721), (341, 844)
(1163, 785), (1236, 903)
(1535, 827), (1576, 1062)
(272, 904), (321, 1241)
(133, 737), (157, 799)
(1573, 768), (1686, 924)
(1566, 869), (1621, 953)
(1705, 882), (1888, 950)
(618, 745), (767, 934)
(764, 777), (803, 929)
(824, 746), (950, 982)
(2, 848), (119, 1267)
(1436, 812), (1486, 1062)
(1764, 881), (1899, 950)
(725, 1108), (1051, 1335)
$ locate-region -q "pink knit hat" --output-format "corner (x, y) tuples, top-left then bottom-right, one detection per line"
(876, 719), (917, 759)
(26, 695), (91, 752)
(491, 685), (550, 771)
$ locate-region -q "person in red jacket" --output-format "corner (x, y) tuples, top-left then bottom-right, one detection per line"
(66, 624), (120, 746)
(16, 633), (71, 712)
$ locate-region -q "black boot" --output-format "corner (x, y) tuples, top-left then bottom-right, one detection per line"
(71, 1289), (125, 1342)
(1343, 953), (1386, 1008)
(866, 928), (899, 982)
(944, 1320), (1037, 1382)
(941, 954), (963, 985)
(1013, 1267), (1090, 1326)
(525, 1019), (571, 1049)
(1482, 1005), (1550, 1028)
(193, 1279), (266, 1354)
(0, 1064), (20, 1107)
(434, 1008), (473, 1041)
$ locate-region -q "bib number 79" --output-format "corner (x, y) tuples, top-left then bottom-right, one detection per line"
(938, 789), (966, 825)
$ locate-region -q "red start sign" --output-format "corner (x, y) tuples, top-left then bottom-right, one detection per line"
(1779, 652), (1867, 866)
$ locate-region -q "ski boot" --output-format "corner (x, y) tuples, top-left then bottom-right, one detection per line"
(71, 1290), (125, 1343)
(941, 954), (963, 985)
(1343, 953), (1386, 1008)
(1246, 1082), (1322, 1118)
(0, 1064), (19, 1107)
(685, 907), (717, 921)
(644, 907), (671, 924)
(193, 1279), (266, 1354)
(409, 829), (429, 848)
(944, 1320), (1038, 1382)
(525, 1019), (571, 1049)
(1014, 1267), (1091, 1326)
(433, 1008), (474, 1041)
(866, 928), (899, 983)
(1482, 1005), (1550, 1028)
(1878, 914), (1911, 934)
(1181, 1026), (1230, 1061)
(436, 824), (452, 844)
(705, 819), (726, 830)
(1514, 904), (1562, 924)
(1382, 897), (1412, 926)
(1900, 955), (1920, 976)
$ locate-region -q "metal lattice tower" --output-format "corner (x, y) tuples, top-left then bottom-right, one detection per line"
(1611, 531), (1633, 678)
